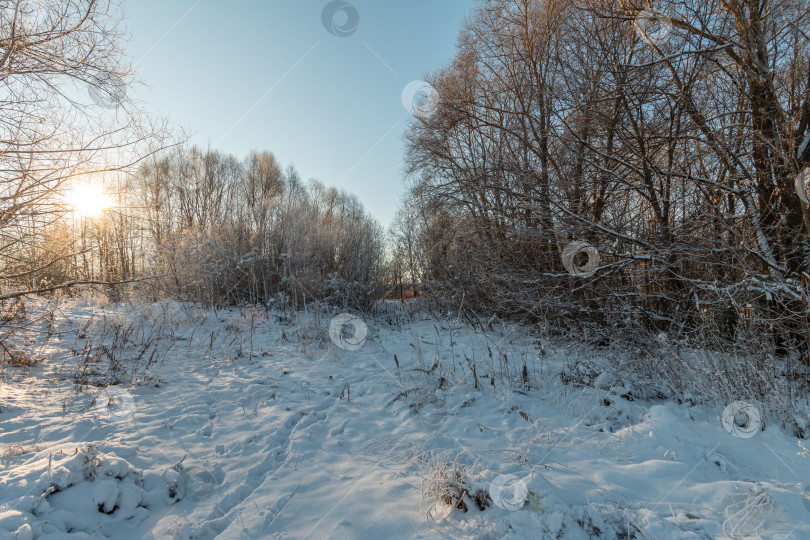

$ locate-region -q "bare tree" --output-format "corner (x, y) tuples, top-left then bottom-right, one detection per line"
(0, 0), (169, 300)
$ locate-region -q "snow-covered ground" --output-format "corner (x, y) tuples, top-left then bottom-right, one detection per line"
(1, 300), (809, 539)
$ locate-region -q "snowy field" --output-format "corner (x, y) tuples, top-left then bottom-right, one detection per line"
(1, 299), (809, 539)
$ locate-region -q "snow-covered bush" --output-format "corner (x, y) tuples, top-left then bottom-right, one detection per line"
(560, 329), (810, 438)
(134, 148), (385, 312)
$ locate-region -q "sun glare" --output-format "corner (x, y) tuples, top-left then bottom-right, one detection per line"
(65, 183), (113, 218)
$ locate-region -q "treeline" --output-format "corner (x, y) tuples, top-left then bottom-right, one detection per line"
(6, 0), (810, 358)
(392, 0), (810, 351)
(137, 148), (386, 310)
(29, 147), (387, 311)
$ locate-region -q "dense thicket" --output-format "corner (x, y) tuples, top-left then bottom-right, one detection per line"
(26, 146), (387, 311)
(134, 147), (386, 310)
(397, 0), (810, 353)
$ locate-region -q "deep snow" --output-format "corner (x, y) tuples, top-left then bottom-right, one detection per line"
(0, 300), (808, 539)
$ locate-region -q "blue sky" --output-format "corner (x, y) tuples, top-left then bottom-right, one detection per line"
(124, 0), (475, 228)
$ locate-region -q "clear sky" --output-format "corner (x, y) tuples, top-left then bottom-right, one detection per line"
(124, 0), (475, 228)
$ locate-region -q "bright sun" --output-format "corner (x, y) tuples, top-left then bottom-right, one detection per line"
(65, 183), (113, 217)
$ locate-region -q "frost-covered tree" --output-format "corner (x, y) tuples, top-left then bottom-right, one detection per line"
(404, 0), (810, 356)
(0, 0), (168, 300)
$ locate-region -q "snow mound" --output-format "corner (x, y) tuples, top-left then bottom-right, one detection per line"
(1, 448), (183, 538)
